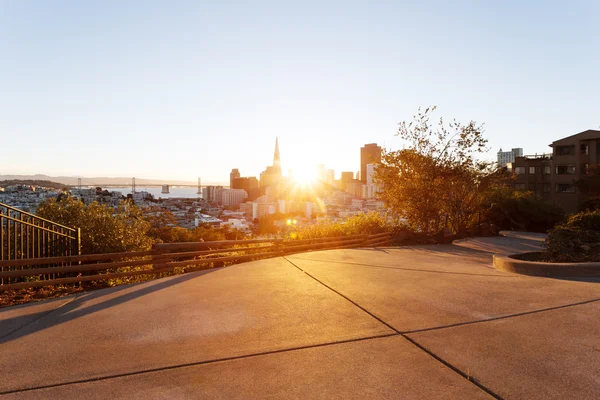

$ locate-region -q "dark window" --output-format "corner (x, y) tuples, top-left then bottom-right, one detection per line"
(555, 164), (576, 175)
(543, 183), (551, 193)
(515, 183), (526, 190)
(556, 184), (575, 193)
(555, 145), (575, 156)
(581, 144), (589, 155)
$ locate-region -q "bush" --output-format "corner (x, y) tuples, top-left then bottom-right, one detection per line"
(482, 189), (564, 233)
(37, 196), (154, 254)
(293, 212), (393, 239)
(544, 210), (600, 262)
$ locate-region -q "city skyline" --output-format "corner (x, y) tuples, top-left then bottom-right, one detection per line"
(1, 1), (599, 181)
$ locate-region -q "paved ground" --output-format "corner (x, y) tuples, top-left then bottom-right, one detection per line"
(1, 233), (598, 399)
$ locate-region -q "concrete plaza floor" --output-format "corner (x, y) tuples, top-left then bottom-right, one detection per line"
(1, 233), (598, 399)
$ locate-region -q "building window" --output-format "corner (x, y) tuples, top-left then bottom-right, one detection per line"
(543, 165), (551, 175)
(515, 183), (526, 190)
(581, 144), (589, 155)
(555, 145), (575, 156)
(555, 164), (576, 175)
(582, 163), (589, 175)
(529, 166), (536, 174)
(556, 184), (575, 194)
(514, 167), (526, 175)
(543, 183), (551, 193)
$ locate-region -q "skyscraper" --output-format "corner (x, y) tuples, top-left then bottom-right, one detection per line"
(273, 137), (281, 174)
(360, 143), (382, 184)
(260, 138), (283, 188)
(230, 168), (240, 188)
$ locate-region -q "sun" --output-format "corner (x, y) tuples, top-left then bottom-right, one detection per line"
(291, 167), (317, 186)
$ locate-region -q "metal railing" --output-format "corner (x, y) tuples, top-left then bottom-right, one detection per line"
(0, 232), (392, 291)
(0, 202), (81, 284)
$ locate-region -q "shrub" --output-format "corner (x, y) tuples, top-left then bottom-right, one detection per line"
(293, 212), (393, 239)
(544, 210), (600, 262)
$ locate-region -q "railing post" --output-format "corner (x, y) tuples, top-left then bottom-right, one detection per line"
(76, 228), (82, 257)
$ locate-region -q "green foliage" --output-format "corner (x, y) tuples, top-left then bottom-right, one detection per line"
(376, 106), (491, 235)
(37, 196), (154, 254)
(544, 210), (600, 262)
(576, 164), (600, 211)
(481, 187), (564, 233)
(293, 212), (393, 239)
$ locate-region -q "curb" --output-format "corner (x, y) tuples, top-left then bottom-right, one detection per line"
(493, 252), (600, 277)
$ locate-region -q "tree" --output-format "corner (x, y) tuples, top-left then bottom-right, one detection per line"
(481, 185), (564, 232)
(37, 196), (154, 254)
(375, 106), (489, 235)
(576, 164), (600, 211)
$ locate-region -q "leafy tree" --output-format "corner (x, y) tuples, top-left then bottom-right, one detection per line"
(375, 106), (489, 234)
(576, 164), (600, 211)
(37, 196), (154, 254)
(481, 186), (564, 232)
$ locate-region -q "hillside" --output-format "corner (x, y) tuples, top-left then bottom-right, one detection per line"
(0, 179), (70, 190)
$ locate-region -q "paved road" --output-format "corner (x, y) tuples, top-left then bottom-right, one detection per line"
(1, 233), (598, 399)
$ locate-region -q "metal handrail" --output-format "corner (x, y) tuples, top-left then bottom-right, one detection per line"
(1, 202), (81, 284)
(0, 203), (77, 232)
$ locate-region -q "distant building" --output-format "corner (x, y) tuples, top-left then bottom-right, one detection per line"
(360, 143), (382, 184)
(497, 148), (523, 167)
(346, 181), (362, 198)
(340, 171), (354, 191)
(230, 169), (240, 188)
(260, 138), (283, 189)
(221, 189), (248, 207)
(202, 185), (224, 203)
(195, 213), (222, 227)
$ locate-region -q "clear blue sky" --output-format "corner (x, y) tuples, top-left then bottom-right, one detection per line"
(1, 0), (598, 184)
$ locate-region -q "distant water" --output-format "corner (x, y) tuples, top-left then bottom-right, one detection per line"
(102, 186), (203, 199)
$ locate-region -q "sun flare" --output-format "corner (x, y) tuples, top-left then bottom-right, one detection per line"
(291, 168), (317, 185)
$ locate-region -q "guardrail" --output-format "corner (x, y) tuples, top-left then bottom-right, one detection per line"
(1, 202), (81, 285)
(0, 232), (392, 291)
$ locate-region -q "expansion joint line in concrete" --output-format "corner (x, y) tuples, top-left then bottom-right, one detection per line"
(404, 297), (600, 335)
(288, 256), (516, 278)
(283, 256), (503, 400)
(0, 333), (398, 396)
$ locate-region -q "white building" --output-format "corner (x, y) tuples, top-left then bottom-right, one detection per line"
(497, 148), (523, 167)
(221, 189), (248, 207)
(195, 213), (222, 227)
(366, 164), (376, 185)
(220, 218), (250, 233)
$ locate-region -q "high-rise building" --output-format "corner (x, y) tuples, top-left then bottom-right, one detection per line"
(221, 189), (248, 207)
(230, 169), (240, 188)
(202, 185), (224, 203)
(340, 171), (354, 191)
(497, 148), (523, 167)
(326, 169), (335, 184)
(260, 138), (283, 188)
(360, 143), (382, 183)
(366, 164), (376, 185)
(273, 137), (281, 174)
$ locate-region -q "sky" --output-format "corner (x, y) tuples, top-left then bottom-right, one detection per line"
(1, 0), (598, 184)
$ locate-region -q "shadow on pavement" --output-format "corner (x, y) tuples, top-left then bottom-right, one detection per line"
(0, 269), (220, 345)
